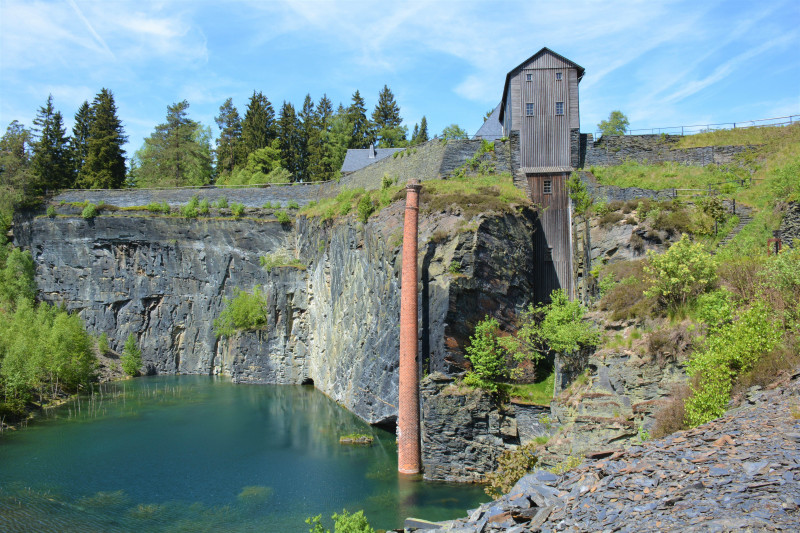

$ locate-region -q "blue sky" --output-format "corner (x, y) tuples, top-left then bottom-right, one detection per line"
(1, 0), (799, 157)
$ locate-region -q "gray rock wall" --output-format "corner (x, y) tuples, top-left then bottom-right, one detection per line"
(581, 133), (752, 168)
(779, 202), (800, 248)
(52, 182), (338, 208)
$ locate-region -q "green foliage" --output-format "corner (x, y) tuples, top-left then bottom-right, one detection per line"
(198, 198), (210, 215)
(463, 317), (508, 392)
(215, 196), (229, 209)
(568, 173), (592, 215)
(548, 455), (584, 475)
(146, 201), (170, 214)
(440, 124), (469, 140)
(230, 202), (245, 218)
(768, 155), (800, 202)
(644, 235), (717, 310)
(0, 247), (36, 309)
(275, 210), (291, 224)
(81, 202), (98, 219)
(76, 88), (127, 190)
(507, 371), (555, 405)
(46, 205), (56, 217)
(259, 252), (306, 273)
(484, 443), (538, 498)
(120, 333), (142, 377)
(214, 286), (269, 338)
(180, 196), (199, 218)
(356, 194), (375, 223)
(693, 289), (734, 332)
(448, 260), (462, 274)
(597, 110), (629, 136)
(685, 302), (781, 427)
(306, 509), (375, 533)
(287, 200), (300, 209)
(503, 289), (600, 361)
(97, 332), (109, 354)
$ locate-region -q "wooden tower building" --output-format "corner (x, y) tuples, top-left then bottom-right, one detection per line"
(498, 47), (584, 301)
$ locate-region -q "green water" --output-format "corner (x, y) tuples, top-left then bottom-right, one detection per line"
(0, 376), (485, 532)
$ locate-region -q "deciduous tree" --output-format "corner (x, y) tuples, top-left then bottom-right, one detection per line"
(598, 110), (629, 136)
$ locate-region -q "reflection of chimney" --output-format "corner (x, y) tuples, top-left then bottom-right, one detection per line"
(398, 178), (422, 475)
(368, 143), (375, 158)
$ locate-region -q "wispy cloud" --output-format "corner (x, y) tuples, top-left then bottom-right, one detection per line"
(66, 0), (115, 59)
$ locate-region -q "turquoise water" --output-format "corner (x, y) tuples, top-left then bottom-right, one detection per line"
(0, 376), (485, 532)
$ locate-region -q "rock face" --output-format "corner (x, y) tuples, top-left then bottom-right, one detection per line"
(421, 368), (800, 532)
(780, 201), (800, 248)
(14, 202), (538, 426)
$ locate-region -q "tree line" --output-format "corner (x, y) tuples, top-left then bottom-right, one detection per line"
(0, 85), (434, 209)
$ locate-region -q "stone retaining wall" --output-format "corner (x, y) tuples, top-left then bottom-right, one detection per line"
(52, 181), (339, 208)
(582, 133), (752, 168)
(779, 202), (800, 248)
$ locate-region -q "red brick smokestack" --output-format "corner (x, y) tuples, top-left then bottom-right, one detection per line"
(398, 178), (422, 475)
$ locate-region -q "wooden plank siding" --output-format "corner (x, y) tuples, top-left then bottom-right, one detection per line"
(528, 173), (572, 301)
(520, 68), (572, 168)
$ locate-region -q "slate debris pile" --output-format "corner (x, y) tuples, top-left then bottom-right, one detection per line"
(411, 368), (800, 532)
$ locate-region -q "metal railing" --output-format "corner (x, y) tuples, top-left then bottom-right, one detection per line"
(594, 114), (799, 138)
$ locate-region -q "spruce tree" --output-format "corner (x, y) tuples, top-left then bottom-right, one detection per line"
(132, 100), (212, 187)
(241, 91), (276, 158)
(346, 90), (373, 149)
(31, 95), (72, 192)
(214, 97), (242, 177)
(371, 85), (406, 147)
(70, 101), (91, 181)
(77, 88), (127, 189)
(277, 101), (301, 180)
(297, 94), (316, 181)
(307, 94), (336, 181)
(416, 116), (429, 144)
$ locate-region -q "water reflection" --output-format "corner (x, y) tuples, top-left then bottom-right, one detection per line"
(0, 376), (485, 531)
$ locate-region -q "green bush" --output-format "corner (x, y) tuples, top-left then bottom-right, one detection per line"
(230, 202), (245, 218)
(146, 201), (170, 214)
(0, 247), (36, 308)
(120, 333), (142, 377)
(644, 234), (716, 310)
(260, 252), (306, 273)
(81, 202), (98, 219)
(463, 317), (508, 392)
(448, 260), (462, 274)
(46, 205), (56, 218)
(306, 509), (375, 533)
(356, 195), (375, 223)
(215, 196), (229, 209)
(97, 332), (109, 354)
(275, 210), (291, 224)
(568, 173), (592, 215)
(287, 200), (300, 209)
(180, 204), (198, 218)
(213, 287), (269, 338)
(198, 198), (210, 215)
(685, 302), (781, 427)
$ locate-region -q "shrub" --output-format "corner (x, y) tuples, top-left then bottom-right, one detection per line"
(230, 202), (245, 218)
(629, 232), (645, 253)
(567, 173), (592, 215)
(0, 247), (36, 308)
(599, 212), (624, 227)
(198, 198), (210, 215)
(651, 383), (691, 438)
(260, 252), (306, 273)
(275, 210), (291, 224)
(644, 234), (716, 310)
(213, 287), (269, 338)
(287, 200), (300, 209)
(448, 260), (462, 274)
(121, 333), (142, 377)
(381, 174), (394, 190)
(356, 194), (375, 223)
(81, 202), (98, 219)
(306, 509), (375, 533)
(46, 205), (56, 218)
(215, 196), (229, 209)
(693, 289), (734, 332)
(463, 317), (508, 392)
(180, 204), (198, 218)
(484, 443), (538, 498)
(97, 332), (109, 354)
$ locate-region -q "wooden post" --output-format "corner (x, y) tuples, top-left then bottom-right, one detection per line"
(398, 179), (422, 475)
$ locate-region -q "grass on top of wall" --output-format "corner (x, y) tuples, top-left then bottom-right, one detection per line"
(676, 121), (800, 148)
(589, 160), (746, 191)
(418, 172), (530, 218)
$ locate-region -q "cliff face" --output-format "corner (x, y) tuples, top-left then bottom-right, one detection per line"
(15, 203), (537, 425)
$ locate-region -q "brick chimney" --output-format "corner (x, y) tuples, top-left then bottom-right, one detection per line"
(398, 178), (422, 475)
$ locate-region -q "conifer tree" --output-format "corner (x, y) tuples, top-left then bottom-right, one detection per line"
(132, 100), (212, 187)
(277, 101), (301, 180)
(371, 85), (406, 147)
(77, 88), (127, 189)
(416, 116), (429, 144)
(346, 90), (373, 149)
(241, 91), (276, 157)
(297, 94), (316, 181)
(214, 97), (242, 177)
(307, 94), (336, 181)
(31, 95), (72, 192)
(70, 101), (91, 182)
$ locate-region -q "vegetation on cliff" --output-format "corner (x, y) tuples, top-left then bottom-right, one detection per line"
(213, 287), (269, 338)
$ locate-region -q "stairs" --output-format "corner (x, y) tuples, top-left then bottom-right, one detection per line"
(716, 208), (753, 251)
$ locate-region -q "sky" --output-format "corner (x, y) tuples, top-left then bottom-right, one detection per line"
(1, 0), (799, 157)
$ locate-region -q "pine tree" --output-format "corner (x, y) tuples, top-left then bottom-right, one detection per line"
(70, 101), (91, 182)
(214, 97), (242, 177)
(77, 88), (127, 189)
(241, 91), (276, 158)
(371, 85), (406, 147)
(31, 95), (72, 192)
(307, 94), (336, 181)
(277, 101), (301, 180)
(346, 90), (373, 149)
(297, 94), (316, 181)
(416, 116), (429, 144)
(132, 100), (212, 187)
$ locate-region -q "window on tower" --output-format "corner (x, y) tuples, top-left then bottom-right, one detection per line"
(526, 103), (534, 116)
(555, 101), (564, 115)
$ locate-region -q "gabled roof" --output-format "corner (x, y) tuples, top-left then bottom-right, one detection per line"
(340, 146), (405, 173)
(474, 103), (503, 140)
(498, 47), (585, 123)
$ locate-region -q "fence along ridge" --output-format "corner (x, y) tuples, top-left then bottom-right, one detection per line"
(595, 114), (799, 137)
